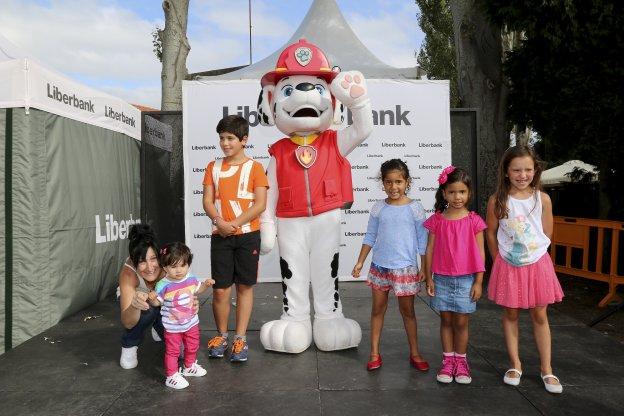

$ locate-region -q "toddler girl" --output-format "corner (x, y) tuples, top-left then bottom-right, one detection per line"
(149, 242), (215, 389)
(424, 166), (486, 384)
(486, 145), (564, 394)
(352, 159), (429, 372)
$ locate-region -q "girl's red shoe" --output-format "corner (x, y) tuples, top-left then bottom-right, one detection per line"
(367, 355), (382, 371)
(410, 356), (430, 371)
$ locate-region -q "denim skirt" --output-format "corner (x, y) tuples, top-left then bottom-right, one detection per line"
(430, 274), (476, 313)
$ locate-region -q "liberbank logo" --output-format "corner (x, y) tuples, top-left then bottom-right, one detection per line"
(382, 142), (406, 148)
(347, 105), (411, 126)
(95, 214), (140, 244)
(47, 83), (94, 112)
(104, 106), (136, 127)
(344, 209), (369, 215)
(345, 231), (366, 237)
(223, 105), (412, 126)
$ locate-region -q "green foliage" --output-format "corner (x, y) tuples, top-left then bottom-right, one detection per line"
(567, 167), (597, 184)
(484, 0), (624, 219)
(416, 0), (460, 107)
(152, 27), (163, 63)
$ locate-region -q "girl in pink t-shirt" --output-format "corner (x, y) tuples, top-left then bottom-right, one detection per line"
(424, 166), (486, 385)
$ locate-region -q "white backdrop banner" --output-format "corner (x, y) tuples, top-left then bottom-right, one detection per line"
(183, 79), (451, 282)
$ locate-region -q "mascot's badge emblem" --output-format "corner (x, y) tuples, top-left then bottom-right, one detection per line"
(295, 47), (312, 66)
(295, 145), (317, 168)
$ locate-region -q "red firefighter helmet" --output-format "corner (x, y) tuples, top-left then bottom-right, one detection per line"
(261, 39), (339, 87)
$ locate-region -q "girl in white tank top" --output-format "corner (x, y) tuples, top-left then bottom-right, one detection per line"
(486, 146), (564, 394)
(497, 191), (551, 266)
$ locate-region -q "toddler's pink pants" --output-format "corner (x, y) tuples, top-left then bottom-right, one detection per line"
(164, 324), (200, 376)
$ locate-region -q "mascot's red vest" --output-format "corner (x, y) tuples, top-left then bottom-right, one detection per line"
(269, 130), (353, 218)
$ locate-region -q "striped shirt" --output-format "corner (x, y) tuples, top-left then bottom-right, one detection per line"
(155, 274), (200, 333)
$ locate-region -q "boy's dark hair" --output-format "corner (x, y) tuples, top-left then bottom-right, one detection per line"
(128, 224), (159, 267)
(379, 159), (411, 192)
(216, 115), (249, 140)
(434, 167), (473, 212)
(159, 241), (193, 268)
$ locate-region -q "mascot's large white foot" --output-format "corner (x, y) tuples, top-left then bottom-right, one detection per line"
(260, 319), (312, 353)
(313, 317), (362, 351)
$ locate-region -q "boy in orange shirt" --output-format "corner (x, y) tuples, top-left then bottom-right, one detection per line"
(202, 115), (268, 362)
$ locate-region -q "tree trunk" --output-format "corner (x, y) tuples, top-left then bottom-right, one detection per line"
(160, 0), (190, 111)
(158, 0), (189, 240)
(450, 0), (508, 215)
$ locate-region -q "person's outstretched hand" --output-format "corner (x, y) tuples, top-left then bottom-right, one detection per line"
(131, 290), (150, 311)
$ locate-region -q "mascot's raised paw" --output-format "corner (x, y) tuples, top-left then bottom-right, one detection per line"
(313, 317), (362, 351)
(330, 71), (368, 108)
(260, 319), (313, 353)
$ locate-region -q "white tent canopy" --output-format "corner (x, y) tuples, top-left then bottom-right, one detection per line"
(199, 0), (421, 81)
(542, 160), (598, 186)
(0, 33), (140, 140)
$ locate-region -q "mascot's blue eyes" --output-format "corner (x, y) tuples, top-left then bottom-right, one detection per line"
(315, 84), (325, 95)
(282, 85), (294, 97)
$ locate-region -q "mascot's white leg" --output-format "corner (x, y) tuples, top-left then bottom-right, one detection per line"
(260, 216), (314, 353)
(309, 210), (362, 351)
(259, 210), (361, 353)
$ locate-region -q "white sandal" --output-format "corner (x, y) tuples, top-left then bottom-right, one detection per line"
(503, 368), (522, 386)
(541, 374), (563, 394)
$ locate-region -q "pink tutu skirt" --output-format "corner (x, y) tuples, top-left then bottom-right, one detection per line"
(487, 253), (564, 309)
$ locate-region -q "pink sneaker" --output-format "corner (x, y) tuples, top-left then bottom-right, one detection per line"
(454, 356), (472, 384)
(436, 355), (455, 383)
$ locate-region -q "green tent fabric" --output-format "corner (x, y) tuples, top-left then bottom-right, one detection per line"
(1, 108), (140, 352)
(1, 109), (7, 350)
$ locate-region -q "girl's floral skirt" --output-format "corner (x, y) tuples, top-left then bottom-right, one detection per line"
(367, 263), (421, 296)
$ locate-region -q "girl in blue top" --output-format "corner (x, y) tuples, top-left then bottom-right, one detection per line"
(352, 159), (429, 372)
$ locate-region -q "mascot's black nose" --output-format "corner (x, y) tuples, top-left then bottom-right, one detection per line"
(296, 83), (315, 91)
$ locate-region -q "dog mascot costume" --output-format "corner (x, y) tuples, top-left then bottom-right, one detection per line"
(258, 39), (373, 353)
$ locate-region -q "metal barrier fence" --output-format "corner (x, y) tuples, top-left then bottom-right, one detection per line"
(551, 216), (624, 306)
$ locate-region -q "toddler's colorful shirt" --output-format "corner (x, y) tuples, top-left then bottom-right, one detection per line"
(155, 274), (200, 333)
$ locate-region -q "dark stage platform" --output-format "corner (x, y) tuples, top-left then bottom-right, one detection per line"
(1, 282), (622, 415)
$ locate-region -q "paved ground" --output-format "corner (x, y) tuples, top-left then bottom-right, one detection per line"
(552, 274), (624, 344)
(1, 281), (623, 416)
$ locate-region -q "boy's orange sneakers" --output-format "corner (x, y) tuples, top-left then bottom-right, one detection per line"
(230, 338), (249, 362)
(207, 335), (228, 358)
